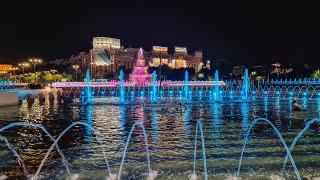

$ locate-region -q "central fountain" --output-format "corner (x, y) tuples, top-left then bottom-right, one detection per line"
(129, 48), (152, 86)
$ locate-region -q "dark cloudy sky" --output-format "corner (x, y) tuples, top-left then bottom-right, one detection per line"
(0, 1), (319, 65)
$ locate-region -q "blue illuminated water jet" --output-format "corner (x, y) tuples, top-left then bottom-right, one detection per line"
(85, 69), (92, 104)
(192, 121), (208, 180)
(151, 71), (157, 102)
(119, 69), (125, 103)
(184, 71), (189, 100)
(237, 118), (301, 180)
(241, 69), (250, 100)
(214, 70), (220, 101)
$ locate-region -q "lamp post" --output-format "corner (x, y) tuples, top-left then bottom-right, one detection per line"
(29, 58), (42, 72)
(11, 67), (19, 83)
(18, 62), (29, 74)
(72, 65), (79, 81)
(50, 69), (57, 74)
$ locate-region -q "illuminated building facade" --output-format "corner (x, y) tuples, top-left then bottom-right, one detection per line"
(0, 64), (13, 74)
(149, 46), (202, 70)
(50, 37), (203, 79)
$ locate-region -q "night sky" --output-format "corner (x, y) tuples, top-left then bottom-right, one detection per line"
(1, 1), (320, 66)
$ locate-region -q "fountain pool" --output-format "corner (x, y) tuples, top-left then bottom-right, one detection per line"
(0, 94), (320, 179)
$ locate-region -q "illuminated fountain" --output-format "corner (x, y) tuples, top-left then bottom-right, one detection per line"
(241, 68), (250, 100)
(129, 48), (152, 86)
(184, 71), (189, 100)
(119, 69), (125, 103)
(213, 70), (220, 101)
(151, 71), (157, 102)
(85, 69), (92, 104)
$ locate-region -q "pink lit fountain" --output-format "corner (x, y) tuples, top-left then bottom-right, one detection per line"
(129, 48), (152, 86)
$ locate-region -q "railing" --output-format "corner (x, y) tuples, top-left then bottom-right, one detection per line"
(52, 80), (226, 88)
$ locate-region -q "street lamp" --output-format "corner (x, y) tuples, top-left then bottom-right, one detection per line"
(72, 65), (79, 81)
(18, 62), (30, 74)
(29, 58), (42, 72)
(11, 67), (19, 83)
(50, 69), (57, 74)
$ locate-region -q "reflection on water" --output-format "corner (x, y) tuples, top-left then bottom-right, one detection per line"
(318, 98), (320, 118)
(0, 97), (320, 179)
(241, 102), (250, 139)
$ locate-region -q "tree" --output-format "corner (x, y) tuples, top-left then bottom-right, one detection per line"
(53, 74), (64, 82)
(31, 72), (41, 83)
(311, 70), (320, 79)
(43, 73), (54, 83)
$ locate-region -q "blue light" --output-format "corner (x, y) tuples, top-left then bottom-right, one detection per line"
(264, 91), (267, 94)
(131, 91), (134, 94)
(81, 91), (85, 95)
(252, 91), (256, 94)
(179, 91), (182, 94)
(160, 91), (163, 94)
(101, 91), (105, 95)
(230, 91), (234, 94)
(303, 92), (307, 96)
(111, 91), (114, 94)
(276, 91), (280, 95)
(170, 91), (173, 94)
(289, 92), (293, 96)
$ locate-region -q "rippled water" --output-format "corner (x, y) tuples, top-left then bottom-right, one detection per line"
(0, 96), (320, 179)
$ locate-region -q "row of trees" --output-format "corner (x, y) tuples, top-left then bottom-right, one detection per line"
(18, 73), (66, 83)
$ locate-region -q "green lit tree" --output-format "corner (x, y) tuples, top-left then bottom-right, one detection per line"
(311, 70), (320, 79)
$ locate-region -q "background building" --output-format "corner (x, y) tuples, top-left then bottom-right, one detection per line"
(50, 37), (203, 79)
(0, 64), (13, 74)
(148, 46), (202, 71)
